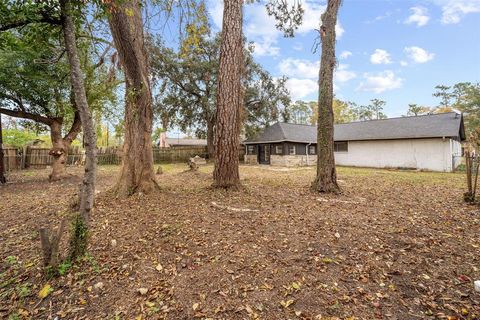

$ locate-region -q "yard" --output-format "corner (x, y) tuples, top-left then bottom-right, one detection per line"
(0, 165), (478, 319)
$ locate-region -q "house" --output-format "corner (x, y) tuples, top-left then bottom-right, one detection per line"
(243, 112), (466, 172)
(157, 132), (207, 148)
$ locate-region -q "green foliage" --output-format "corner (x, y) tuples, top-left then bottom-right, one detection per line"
(0, 8), (120, 146)
(265, 0), (304, 37)
(5, 256), (16, 265)
(432, 82), (480, 134)
(2, 129), (50, 148)
(57, 260), (72, 276)
(149, 30), (291, 140)
(302, 99), (368, 125)
(406, 104), (431, 116)
(288, 100), (314, 125)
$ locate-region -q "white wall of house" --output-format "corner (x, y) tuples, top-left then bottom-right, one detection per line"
(335, 138), (461, 172)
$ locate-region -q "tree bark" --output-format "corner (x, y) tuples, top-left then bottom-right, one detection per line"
(206, 117), (215, 160)
(60, 0), (96, 237)
(49, 121), (68, 181)
(213, 0), (243, 189)
(48, 110), (82, 181)
(0, 112), (6, 184)
(311, 0), (341, 194)
(106, 0), (158, 196)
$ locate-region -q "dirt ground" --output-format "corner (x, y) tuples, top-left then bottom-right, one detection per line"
(0, 164), (479, 320)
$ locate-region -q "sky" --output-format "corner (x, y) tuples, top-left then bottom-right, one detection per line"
(207, 0), (480, 117)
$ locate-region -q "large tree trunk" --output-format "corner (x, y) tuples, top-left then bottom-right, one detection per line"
(107, 0), (158, 196)
(49, 121), (68, 181)
(206, 117), (215, 160)
(60, 0), (97, 259)
(48, 111), (81, 181)
(213, 0), (243, 189)
(311, 0), (341, 194)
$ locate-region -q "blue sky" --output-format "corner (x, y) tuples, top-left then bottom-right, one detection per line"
(208, 0), (480, 117)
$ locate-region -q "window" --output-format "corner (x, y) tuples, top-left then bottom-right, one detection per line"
(334, 141), (348, 152)
(247, 145), (255, 155)
(275, 145), (283, 154)
(309, 145), (316, 155)
(289, 145), (296, 155)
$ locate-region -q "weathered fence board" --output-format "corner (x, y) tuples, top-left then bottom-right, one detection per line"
(2, 145), (246, 171)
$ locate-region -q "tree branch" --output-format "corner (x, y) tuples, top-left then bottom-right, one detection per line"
(0, 16), (61, 32)
(0, 108), (54, 125)
(64, 110), (82, 143)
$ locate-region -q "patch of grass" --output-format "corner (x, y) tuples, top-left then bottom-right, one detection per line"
(5, 256), (17, 265)
(16, 283), (31, 298)
(57, 260), (72, 276)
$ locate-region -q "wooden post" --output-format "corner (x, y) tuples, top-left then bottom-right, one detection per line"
(0, 113), (6, 184)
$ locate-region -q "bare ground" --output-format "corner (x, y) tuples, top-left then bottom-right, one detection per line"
(0, 164), (479, 320)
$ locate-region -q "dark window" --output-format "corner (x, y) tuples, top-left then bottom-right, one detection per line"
(334, 141), (348, 152)
(308, 145), (316, 155)
(275, 145), (283, 154)
(288, 145), (296, 155)
(247, 145), (255, 154)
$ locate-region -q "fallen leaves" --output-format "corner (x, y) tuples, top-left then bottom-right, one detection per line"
(38, 284), (52, 299)
(280, 299), (295, 308)
(0, 165), (477, 319)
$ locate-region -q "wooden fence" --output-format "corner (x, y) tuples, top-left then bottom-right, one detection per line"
(2, 145), (245, 171)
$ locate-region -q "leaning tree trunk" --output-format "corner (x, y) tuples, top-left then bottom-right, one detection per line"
(213, 0), (243, 189)
(60, 0), (97, 259)
(107, 0), (158, 196)
(311, 0), (341, 193)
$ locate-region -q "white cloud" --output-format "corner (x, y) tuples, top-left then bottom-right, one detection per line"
(404, 46), (435, 63)
(357, 70), (403, 93)
(293, 43), (303, 51)
(365, 11), (393, 24)
(404, 6), (430, 26)
(279, 58), (319, 79)
(400, 60), (409, 67)
(251, 40), (281, 56)
(208, 0), (344, 57)
(370, 49), (392, 64)
(431, 0), (480, 24)
(278, 59), (356, 84)
(285, 78), (318, 100)
(339, 50), (352, 59)
(335, 64), (356, 83)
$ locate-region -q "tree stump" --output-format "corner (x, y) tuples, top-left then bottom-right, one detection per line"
(188, 159), (199, 171)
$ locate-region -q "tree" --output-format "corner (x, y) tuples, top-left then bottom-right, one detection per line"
(0, 19), (117, 180)
(311, 0), (342, 193)
(0, 112), (5, 184)
(406, 104), (430, 116)
(105, 0), (158, 195)
(150, 33), (290, 158)
(289, 101), (312, 124)
(433, 85), (453, 109)
(369, 98), (387, 120)
(451, 82), (480, 135)
(313, 99), (359, 124)
(0, 25), (81, 180)
(59, 0), (97, 260)
(213, 0), (243, 189)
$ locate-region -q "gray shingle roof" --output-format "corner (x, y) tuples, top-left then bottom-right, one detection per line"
(166, 138), (207, 146)
(243, 112), (465, 143)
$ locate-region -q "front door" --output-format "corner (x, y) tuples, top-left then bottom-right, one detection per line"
(258, 144), (270, 164)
